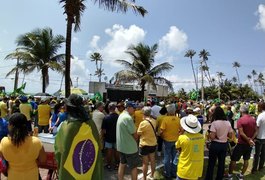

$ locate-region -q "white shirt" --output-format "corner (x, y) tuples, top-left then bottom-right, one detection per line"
(92, 109), (105, 133)
(257, 111), (265, 139)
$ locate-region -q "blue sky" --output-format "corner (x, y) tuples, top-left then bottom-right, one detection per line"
(0, 0), (264, 94)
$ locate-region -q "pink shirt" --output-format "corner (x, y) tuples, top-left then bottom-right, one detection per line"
(210, 120), (233, 143)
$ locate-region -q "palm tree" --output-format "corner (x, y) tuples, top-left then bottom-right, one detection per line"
(5, 28), (65, 93)
(217, 71), (225, 85)
(60, 0), (147, 97)
(184, 49), (198, 91)
(231, 76), (238, 84)
(252, 69), (257, 92)
(115, 43), (173, 99)
(90, 52), (105, 82)
(247, 74), (252, 87)
(95, 68), (105, 83)
(201, 65), (212, 85)
(257, 72), (265, 94)
(199, 49), (212, 86)
(90, 52), (101, 70)
(232, 61), (241, 85)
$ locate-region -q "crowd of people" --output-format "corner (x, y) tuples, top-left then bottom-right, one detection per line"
(0, 94), (264, 180)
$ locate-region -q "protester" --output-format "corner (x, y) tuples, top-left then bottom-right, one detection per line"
(252, 102), (265, 173)
(160, 104), (180, 179)
(48, 103), (62, 134)
(0, 97), (8, 119)
(37, 99), (51, 133)
(11, 99), (20, 114)
(0, 117), (8, 141)
(19, 96), (33, 133)
(54, 94), (103, 179)
(116, 101), (141, 180)
(116, 101), (125, 114)
(137, 106), (157, 180)
(205, 107), (233, 180)
(150, 100), (161, 119)
(227, 105), (257, 180)
(0, 113), (46, 179)
(92, 101), (105, 134)
(156, 106), (167, 157)
(176, 114), (204, 180)
(101, 102), (119, 170)
(134, 102), (144, 130)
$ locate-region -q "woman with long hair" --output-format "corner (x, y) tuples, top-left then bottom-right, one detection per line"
(0, 113), (46, 179)
(205, 107), (233, 180)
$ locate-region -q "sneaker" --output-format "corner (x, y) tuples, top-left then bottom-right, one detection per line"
(224, 173), (233, 180)
(236, 173), (244, 180)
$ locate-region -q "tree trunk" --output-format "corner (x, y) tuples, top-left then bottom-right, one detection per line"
(141, 83), (145, 102)
(65, 18), (73, 98)
(190, 58), (198, 91)
(201, 61), (204, 101)
(236, 68), (240, 85)
(14, 58), (19, 91)
(41, 67), (48, 93)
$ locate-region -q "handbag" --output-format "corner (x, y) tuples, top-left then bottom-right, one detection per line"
(0, 157), (8, 176)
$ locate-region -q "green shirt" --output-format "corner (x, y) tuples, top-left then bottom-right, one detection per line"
(116, 111), (138, 154)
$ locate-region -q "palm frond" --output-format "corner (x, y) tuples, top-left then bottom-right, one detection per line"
(149, 62), (174, 76)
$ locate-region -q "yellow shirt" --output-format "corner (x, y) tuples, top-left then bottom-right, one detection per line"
(0, 101), (8, 118)
(176, 132), (204, 179)
(156, 115), (166, 135)
(134, 110), (144, 130)
(38, 104), (51, 126)
(0, 136), (42, 180)
(160, 115), (180, 142)
(137, 118), (157, 147)
(19, 103), (32, 121)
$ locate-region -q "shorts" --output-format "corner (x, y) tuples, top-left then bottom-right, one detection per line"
(105, 142), (116, 149)
(139, 145), (157, 156)
(120, 152), (141, 169)
(231, 143), (252, 161)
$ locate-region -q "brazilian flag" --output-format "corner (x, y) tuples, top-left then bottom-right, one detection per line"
(54, 119), (103, 180)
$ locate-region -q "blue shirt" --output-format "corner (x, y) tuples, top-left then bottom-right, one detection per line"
(0, 118), (8, 140)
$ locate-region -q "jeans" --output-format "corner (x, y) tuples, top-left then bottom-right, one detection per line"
(252, 138), (265, 171)
(205, 141), (228, 180)
(163, 140), (177, 177)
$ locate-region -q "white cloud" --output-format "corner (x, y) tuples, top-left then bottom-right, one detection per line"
(158, 26), (188, 58)
(89, 35), (100, 49)
(71, 56), (90, 80)
(256, 4), (265, 31)
(165, 74), (195, 92)
(87, 24), (146, 67)
(72, 37), (79, 43)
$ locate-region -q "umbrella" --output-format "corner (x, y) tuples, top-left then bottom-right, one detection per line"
(34, 92), (52, 96)
(60, 87), (88, 96)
